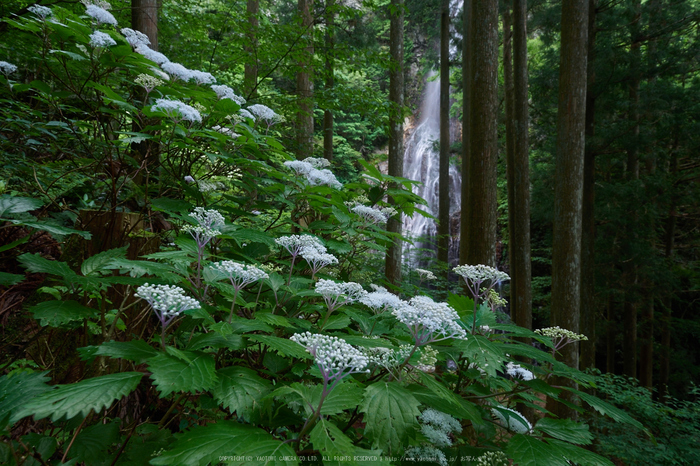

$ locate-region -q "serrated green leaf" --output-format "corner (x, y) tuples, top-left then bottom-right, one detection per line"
(417, 371), (459, 406)
(91, 340), (159, 364)
(21, 433), (57, 462)
(0, 371), (51, 429)
(30, 300), (98, 326)
(492, 405), (533, 433)
(0, 272), (24, 286)
(247, 335), (312, 359)
(410, 385), (485, 425)
(12, 220), (91, 239)
(504, 342), (557, 364)
(18, 253), (76, 278)
(81, 246), (129, 276)
(11, 372), (142, 422)
(316, 382), (364, 415)
(506, 434), (569, 466)
(148, 352), (217, 397)
(544, 438), (615, 466)
(255, 312), (293, 328)
(535, 418), (593, 445)
(187, 333), (244, 351)
(211, 367), (271, 421)
(70, 420), (120, 464)
(360, 382), (420, 455)
(150, 421), (297, 466)
(0, 195), (43, 217)
(106, 258), (181, 280)
(231, 228), (275, 246)
(453, 335), (503, 377)
(566, 388), (645, 431)
(310, 419), (356, 466)
(227, 441), (299, 466)
(323, 314), (352, 330)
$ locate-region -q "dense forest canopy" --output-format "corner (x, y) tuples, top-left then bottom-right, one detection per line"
(0, 0), (699, 465)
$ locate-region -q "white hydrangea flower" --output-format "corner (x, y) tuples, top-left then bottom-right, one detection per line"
(135, 73), (163, 93)
(152, 98), (202, 123)
(535, 326), (588, 342)
(135, 45), (169, 65)
(0, 61), (17, 76)
(359, 289), (402, 314)
(419, 409), (462, 447)
(290, 332), (369, 384)
(149, 67), (170, 81)
(135, 283), (200, 325)
(89, 30), (116, 48)
(351, 205), (388, 224)
(315, 279), (367, 311)
(403, 446), (448, 466)
(416, 345), (439, 372)
(161, 62), (195, 82)
(247, 104), (280, 124)
(190, 70), (216, 85)
(121, 27), (150, 47)
(210, 84), (246, 105)
(84, 4), (118, 26)
(301, 249), (338, 276)
(505, 362), (534, 381)
(491, 407), (532, 434)
(190, 207), (225, 230)
(275, 234), (325, 258)
(392, 295), (467, 345)
(239, 108), (255, 121)
(307, 168), (342, 189)
(209, 260), (268, 290)
(476, 451), (510, 466)
(453, 264), (510, 284)
(284, 160), (314, 175)
(212, 125), (239, 138)
(28, 5), (53, 19)
(416, 268), (437, 280)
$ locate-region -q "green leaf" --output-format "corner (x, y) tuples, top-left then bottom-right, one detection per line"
(453, 335), (503, 377)
(81, 246), (129, 276)
(30, 300), (98, 326)
(565, 388), (646, 431)
(0, 371), (51, 429)
(0, 195), (43, 217)
(150, 421), (298, 466)
(544, 438), (615, 466)
(11, 220), (91, 239)
(255, 312), (293, 328)
(535, 418), (593, 445)
(186, 333), (244, 351)
(90, 340), (159, 364)
(211, 367), (271, 421)
(148, 352), (217, 397)
(410, 385), (485, 425)
(21, 433), (57, 462)
(231, 228), (275, 246)
(70, 420), (120, 464)
(506, 434), (570, 466)
(107, 258), (181, 281)
(316, 382), (364, 415)
(310, 419), (356, 466)
(11, 372), (142, 422)
(360, 382), (420, 455)
(0, 272), (24, 286)
(247, 335), (312, 360)
(416, 371), (459, 406)
(18, 253), (76, 278)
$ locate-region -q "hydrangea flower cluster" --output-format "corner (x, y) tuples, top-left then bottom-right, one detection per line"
(183, 208), (225, 248)
(453, 264), (510, 284)
(135, 284), (200, 328)
(475, 451), (510, 466)
(403, 446), (448, 466)
(351, 205), (389, 224)
(208, 260), (268, 291)
(419, 409), (462, 447)
(315, 279), (367, 315)
(135, 74), (164, 93)
(283, 160), (343, 190)
(28, 5), (53, 19)
(491, 406), (532, 434)
(535, 326), (588, 342)
(212, 125), (239, 138)
(0, 61), (17, 76)
(290, 332), (369, 388)
(416, 345), (439, 372)
(415, 268), (437, 280)
(391, 295), (467, 345)
(239, 108), (255, 121)
(275, 234), (325, 259)
(301, 249), (338, 277)
(247, 104), (281, 126)
(359, 286), (402, 314)
(303, 157), (331, 168)
(211, 85), (246, 105)
(83, 1), (118, 26)
(121, 28), (149, 47)
(89, 30), (116, 48)
(136, 45), (169, 65)
(152, 98), (202, 123)
(505, 362), (534, 381)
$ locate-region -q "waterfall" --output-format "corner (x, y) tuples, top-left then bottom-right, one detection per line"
(402, 73), (462, 267)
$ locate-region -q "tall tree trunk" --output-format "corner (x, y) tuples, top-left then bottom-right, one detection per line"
(505, 7), (515, 280)
(459, 0), (473, 266)
(465, 0), (499, 267)
(438, 0), (450, 267)
(385, 0), (404, 287)
(131, 0), (158, 49)
(296, 0), (314, 159)
(323, 0), (335, 162)
(244, 0), (259, 99)
(580, 0), (597, 371)
(547, 0), (588, 420)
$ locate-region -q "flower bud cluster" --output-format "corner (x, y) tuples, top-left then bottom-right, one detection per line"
(403, 446), (448, 466)
(419, 409), (462, 447)
(135, 74), (164, 93)
(208, 260), (268, 290)
(351, 205), (389, 224)
(190, 207), (225, 230)
(391, 295), (467, 345)
(275, 234), (325, 258)
(453, 264), (510, 284)
(362, 344), (412, 369)
(415, 268), (437, 280)
(135, 284), (200, 326)
(535, 326), (588, 342)
(315, 279), (367, 311)
(290, 332), (369, 383)
(505, 362), (534, 381)
(416, 345), (439, 373)
(89, 31), (116, 48)
(302, 249), (338, 275)
(28, 5), (53, 19)
(488, 289), (508, 308)
(359, 286), (402, 314)
(475, 451), (509, 466)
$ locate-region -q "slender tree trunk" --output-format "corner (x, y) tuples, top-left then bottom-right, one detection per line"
(580, 0), (597, 371)
(243, 0), (259, 99)
(459, 0), (473, 266)
(323, 0), (335, 162)
(547, 0), (588, 420)
(606, 294), (616, 374)
(385, 0), (404, 286)
(131, 0), (158, 49)
(296, 0), (314, 159)
(505, 8), (516, 280)
(438, 0), (450, 267)
(465, 0), (499, 267)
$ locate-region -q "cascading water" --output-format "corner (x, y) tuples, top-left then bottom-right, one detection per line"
(402, 73), (462, 267)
